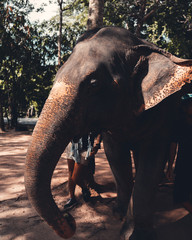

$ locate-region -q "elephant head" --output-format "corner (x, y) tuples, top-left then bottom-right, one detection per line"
(25, 27), (192, 238)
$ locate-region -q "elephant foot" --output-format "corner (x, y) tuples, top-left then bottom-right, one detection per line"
(120, 216), (134, 240)
(129, 228), (156, 240)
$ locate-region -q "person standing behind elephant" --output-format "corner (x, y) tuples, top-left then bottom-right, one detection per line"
(86, 133), (102, 191)
(64, 133), (102, 209)
(166, 94), (192, 213)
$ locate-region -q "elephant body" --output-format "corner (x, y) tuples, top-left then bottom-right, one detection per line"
(25, 27), (192, 239)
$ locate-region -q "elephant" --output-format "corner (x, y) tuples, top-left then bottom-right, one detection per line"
(25, 26), (192, 240)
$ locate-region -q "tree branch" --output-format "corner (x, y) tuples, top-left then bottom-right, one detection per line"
(143, 7), (158, 22)
(135, 0), (160, 37)
(62, 0), (79, 12)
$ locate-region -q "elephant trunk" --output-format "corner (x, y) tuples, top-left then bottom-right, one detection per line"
(25, 82), (78, 238)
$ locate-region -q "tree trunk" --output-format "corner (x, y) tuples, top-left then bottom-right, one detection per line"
(10, 98), (18, 129)
(58, 0), (63, 67)
(87, 0), (104, 30)
(135, 0), (146, 37)
(10, 81), (18, 129)
(0, 90), (5, 132)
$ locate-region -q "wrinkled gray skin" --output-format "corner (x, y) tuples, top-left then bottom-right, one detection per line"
(25, 27), (192, 240)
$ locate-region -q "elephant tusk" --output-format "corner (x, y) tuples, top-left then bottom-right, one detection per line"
(114, 79), (119, 86)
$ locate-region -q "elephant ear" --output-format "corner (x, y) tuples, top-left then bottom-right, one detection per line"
(135, 52), (192, 111)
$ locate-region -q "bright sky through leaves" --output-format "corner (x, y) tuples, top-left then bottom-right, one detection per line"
(29, 0), (58, 22)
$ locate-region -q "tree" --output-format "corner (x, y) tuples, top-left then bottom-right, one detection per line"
(134, 0), (159, 37)
(103, 0), (192, 58)
(0, 1), (34, 128)
(57, 0), (63, 67)
(48, 0), (88, 65)
(87, 0), (104, 30)
(104, 0), (159, 36)
(147, 0), (192, 58)
(0, 89), (5, 132)
(0, 0), (6, 131)
(0, 0), (56, 128)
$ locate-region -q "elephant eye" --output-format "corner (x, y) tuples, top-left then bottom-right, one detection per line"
(87, 78), (101, 95)
(90, 79), (98, 86)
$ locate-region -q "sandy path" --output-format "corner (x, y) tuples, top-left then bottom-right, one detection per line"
(0, 131), (192, 240)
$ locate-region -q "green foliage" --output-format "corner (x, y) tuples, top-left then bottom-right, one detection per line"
(46, 0), (89, 63)
(147, 0), (192, 58)
(103, 0), (192, 58)
(104, 0), (134, 28)
(0, 0), (56, 127)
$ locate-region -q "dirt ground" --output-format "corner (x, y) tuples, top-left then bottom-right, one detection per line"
(1, 131), (192, 240)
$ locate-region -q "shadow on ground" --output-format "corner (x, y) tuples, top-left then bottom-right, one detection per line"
(1, 131), (192, 240)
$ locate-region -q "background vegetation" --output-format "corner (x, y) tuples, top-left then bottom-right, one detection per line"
(1, 0), (192, 130)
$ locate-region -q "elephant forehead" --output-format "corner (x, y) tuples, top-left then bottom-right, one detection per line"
(56, 41), (114, 84)
(57, 59), (98, 84)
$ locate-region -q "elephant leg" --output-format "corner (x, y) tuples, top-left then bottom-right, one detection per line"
(129, 138), (170, 240)
(67, 159), (76, 199)
(103, 132), (134, 218)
